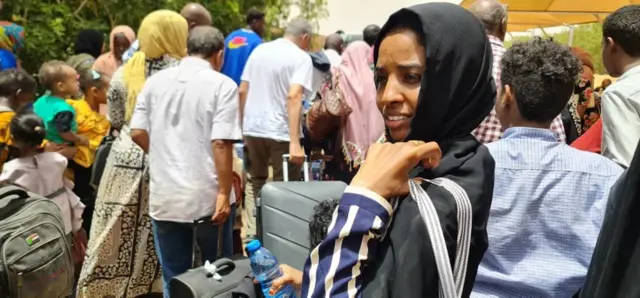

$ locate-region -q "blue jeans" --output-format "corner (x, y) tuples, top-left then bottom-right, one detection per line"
(152, 204), (236, 298)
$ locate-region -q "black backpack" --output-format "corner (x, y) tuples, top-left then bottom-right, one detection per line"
(0, 185), (74, 297)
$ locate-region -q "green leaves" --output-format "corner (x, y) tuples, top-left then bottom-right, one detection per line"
(6, 0), (327, 74)
(505, 24), (605, 74)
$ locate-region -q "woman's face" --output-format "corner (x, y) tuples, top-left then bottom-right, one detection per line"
(113, 34), (131, 60)
(374, 29), (425, 142)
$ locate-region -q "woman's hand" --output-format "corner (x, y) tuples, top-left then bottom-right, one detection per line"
(350, 141), (442, 199)
(269, 264), (302, 295)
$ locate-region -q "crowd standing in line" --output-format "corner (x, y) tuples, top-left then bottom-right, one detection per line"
(0, 0), (640, 297)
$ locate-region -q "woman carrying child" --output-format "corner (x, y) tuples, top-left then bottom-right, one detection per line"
(77, 10), (187, 298)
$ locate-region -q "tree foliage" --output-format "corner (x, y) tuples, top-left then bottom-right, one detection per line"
(2, 0), (327, 73)
(504, 24), (605, 74)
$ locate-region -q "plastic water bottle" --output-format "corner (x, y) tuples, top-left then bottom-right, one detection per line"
(311, 160), (322, 181)
(246, 240), (296, 298)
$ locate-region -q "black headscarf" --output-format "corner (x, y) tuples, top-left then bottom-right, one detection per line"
(74, 29), (104, 59)
(362, 3), (496, 297)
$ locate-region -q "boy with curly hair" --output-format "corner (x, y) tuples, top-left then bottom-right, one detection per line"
(472, 38), (624, 297)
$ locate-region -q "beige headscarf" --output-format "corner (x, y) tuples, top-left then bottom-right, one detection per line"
(93, 25), (136, 77)
(123, 10), (188, 123)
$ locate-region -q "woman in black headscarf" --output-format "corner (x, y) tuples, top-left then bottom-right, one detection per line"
(301, 3), (495, 297)
(66, 29), (104, 76)
(74, 29), (104, 59)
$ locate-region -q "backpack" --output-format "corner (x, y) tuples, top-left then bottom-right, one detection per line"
(0, 185), (74, 298)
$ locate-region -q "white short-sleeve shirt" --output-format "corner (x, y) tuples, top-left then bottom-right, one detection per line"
(130, 57), (242, 222)
(241, 38), (314, 141)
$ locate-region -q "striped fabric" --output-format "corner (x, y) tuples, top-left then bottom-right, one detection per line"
(302, 186), (392, 298)
(472, 127), (623, 298)
(472, 35), (566, 144)
(410, 178), (473, 298)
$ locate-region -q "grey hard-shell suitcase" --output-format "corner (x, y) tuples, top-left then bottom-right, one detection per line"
(257, 155), (347, 271)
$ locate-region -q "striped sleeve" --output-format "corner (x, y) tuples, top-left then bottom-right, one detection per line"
(302, 186), (393, 298)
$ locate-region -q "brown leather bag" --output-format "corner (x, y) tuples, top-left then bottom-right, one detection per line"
(306, 71), (352, 142)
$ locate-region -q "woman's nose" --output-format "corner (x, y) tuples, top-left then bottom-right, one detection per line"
(378, 79), (404, 106)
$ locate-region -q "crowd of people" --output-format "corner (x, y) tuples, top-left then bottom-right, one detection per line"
(1, 0), (640, 297)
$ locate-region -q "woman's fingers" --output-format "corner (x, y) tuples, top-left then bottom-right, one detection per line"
(269, 274), (295, 295)
(351, 141), (442, 199)
(411, 141), (442, 168)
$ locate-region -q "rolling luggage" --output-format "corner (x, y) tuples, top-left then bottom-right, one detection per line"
(169, 217), (258, 298)
(257, 154), (347, 271)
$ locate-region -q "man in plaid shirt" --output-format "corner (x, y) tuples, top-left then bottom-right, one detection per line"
(469, 0), (566, 144)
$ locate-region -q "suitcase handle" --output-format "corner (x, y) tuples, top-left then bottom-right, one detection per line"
(202, 258), (236, 278)
(282, 154), (309, 182)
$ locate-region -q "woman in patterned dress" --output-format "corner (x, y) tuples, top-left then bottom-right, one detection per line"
(562, 47), (598, 144)
(76, 10), (188, 298)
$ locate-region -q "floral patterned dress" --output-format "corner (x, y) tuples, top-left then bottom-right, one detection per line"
(76, 55), (179, 298)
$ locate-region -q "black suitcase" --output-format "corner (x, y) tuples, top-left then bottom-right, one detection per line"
(169, 218), (260, 298)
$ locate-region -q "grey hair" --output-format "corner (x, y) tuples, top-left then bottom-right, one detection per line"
(187, 26), (225, 58)
(285, 18), (313, 37)
(469, 0), (507, 31)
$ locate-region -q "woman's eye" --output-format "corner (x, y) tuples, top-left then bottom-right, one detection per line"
(404, 73), (421, 83)
(374, 75), (388, 89)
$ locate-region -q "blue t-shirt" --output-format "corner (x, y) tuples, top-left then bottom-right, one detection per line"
(221, 29), (262, 85)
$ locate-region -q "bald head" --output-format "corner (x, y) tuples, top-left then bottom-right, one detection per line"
(468, 0), (507, 39)
(324, 34), (344, 53)
(363, 24), (381, 46)
(181, 3), (212, 30)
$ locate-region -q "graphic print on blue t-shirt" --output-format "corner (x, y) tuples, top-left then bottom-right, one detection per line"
(221, 29), (262, 85)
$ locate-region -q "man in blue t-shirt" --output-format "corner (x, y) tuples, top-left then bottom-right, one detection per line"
(222, 9), (265, 85)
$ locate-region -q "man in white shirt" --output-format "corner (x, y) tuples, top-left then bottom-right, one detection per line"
(239, 18), (314, 215)
(130, 26), (241, 297)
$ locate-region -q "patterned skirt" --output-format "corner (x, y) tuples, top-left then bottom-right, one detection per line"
(76, 132), (162, 298)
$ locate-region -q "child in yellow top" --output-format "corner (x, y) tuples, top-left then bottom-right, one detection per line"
(67, 69), (111, 169)
(0, 69), (37, 170)
(66, 69), (110, 234)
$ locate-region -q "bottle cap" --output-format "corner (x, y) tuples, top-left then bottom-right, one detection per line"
(246, 239), (262, 253)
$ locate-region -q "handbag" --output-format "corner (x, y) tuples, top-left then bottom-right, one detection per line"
(408, 178), (473, 298)
(90, 135), (115, 189)
(306, 70), (352, 142)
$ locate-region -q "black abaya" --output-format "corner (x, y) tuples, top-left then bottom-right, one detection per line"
(362, 3), (496, 297)
(580, 139), (640, 298)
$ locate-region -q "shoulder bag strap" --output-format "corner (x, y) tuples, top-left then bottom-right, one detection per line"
(409, 177), (473, 298)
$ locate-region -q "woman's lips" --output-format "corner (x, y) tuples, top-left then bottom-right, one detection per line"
(385, 115), (411, 130)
